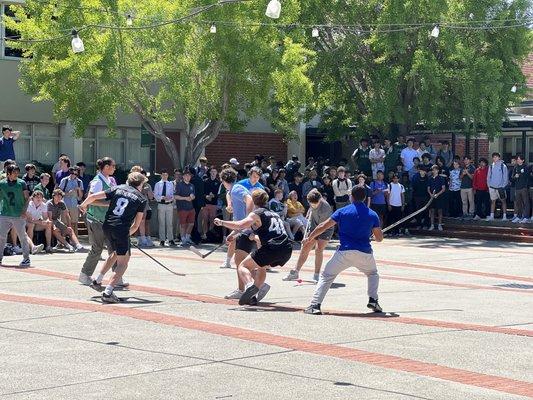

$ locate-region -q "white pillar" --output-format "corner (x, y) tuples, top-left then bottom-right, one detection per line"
(287, 121), (306, 171)
(62, 120), (83, 165)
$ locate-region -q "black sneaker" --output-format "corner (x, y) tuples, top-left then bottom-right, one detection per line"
(239, 284), (259, 306)
(304, 304), (322, 315)
(20, 258), (31, 267)
(367, 297), (383, 313)
(169, 240), (177, 247)
(101, 292), (121, 304)
(160, 241), (166, 247)
(249, 296), (258, 306)
(90, 280), (105, 292)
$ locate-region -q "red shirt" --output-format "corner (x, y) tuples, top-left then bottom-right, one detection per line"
(473, 166), (488, 191)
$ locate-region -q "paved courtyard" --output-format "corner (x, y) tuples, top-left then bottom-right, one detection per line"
(0, 237), (532, 399)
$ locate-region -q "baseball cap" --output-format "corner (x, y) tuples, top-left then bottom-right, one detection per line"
(229, 158), (239, 165)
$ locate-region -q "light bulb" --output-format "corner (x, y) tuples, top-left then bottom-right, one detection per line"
(511, 85), (517, 93)
(71, 30), (84, 53)
(126, 15), (133, 26)
(430, 25), (440, 38)
(468, 13), (474, 20)
(210, 24), (217, 34)
(312, 27), (319, 38)
(265, 0), (281, 19)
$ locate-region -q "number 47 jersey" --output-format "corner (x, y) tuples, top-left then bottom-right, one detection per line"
(252, 208), (290, 246)
(103, 184), (147, 230)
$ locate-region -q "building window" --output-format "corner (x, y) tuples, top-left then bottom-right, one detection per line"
(2, 4), (23, 58)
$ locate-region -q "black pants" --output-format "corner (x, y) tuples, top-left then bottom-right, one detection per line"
(449, 190), (463, 217)
(474, 190), (490, 218)
(413, 196), (430, 227)
(387, 206), (403, 234)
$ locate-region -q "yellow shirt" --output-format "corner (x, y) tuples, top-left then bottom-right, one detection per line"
(286, 199), (305, 218)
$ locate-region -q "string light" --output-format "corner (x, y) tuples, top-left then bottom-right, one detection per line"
(511, 85), (517, 93)
(126, 14), (133, 26)
(430, 25), (440, 38)
(70, 29), (84, 53)
(210, 23), (217, 33)
(312, 27), (319, 37)
(265, 0), (281, 19)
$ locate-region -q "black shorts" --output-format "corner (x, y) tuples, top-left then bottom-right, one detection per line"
(251, 243), (292, 268)
(430, 196), (445, 210)
(103, 225), (130, 256)
(145, 210), (152, 221)
(371, 204), (387, 216)
(235, 234), (256, 254)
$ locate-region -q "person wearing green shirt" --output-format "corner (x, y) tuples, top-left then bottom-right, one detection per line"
(33, 173), (51, 200)
(0, 164), (31, 266)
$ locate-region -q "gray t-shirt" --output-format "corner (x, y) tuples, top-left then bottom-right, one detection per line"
(47, 200), (67, 221)
(310, 200), (334, 236)
(175, 181), (195, 211)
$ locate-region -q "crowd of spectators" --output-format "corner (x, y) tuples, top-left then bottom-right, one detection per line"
(1, 122), (532, 255)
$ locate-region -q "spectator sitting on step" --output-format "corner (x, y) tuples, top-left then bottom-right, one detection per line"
(22, 164), (41, 194)
(25, 190), (53, 253)
(58, 166), (84, 236)
(286, 190), (307, 238)
(268, 188), (293, 239)
(47, 189), (84, 252)
(33, 173), (51, 200)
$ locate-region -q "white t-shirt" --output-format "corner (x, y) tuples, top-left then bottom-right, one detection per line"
(27, 201), (48, 221)
(401, 147), (419, 171)
(386, 183), (405, 207)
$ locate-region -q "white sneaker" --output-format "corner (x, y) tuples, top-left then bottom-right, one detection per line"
(512, 217), (521, 223)
(428, 225), (435, 231)
(501, 216), (508, 221)
(74, 244), (84, 252)
(520, 218), (529, 223)
(78, 272), (92, 285)
(224, 289), (243, 299)
(437, 224), (443, 231)
(12, 245), (22, 255)
(256, 283), (271, 302)
(67, 245), (75, 252)
(473, 215), (481, 221)
(220, 260), (232, 269)
(31, 244), (45, 255)
(485, 216), (494, 221)
(283, 269), (299, 281)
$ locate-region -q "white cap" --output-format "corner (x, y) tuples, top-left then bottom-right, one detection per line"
(229, 158), (239, 165)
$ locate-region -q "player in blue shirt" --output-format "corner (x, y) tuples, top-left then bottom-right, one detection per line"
(237, 166), (265, 191)
(303, 186), (384, 314)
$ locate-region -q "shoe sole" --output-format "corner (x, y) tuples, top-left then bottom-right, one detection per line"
(90, 284), (105, 293)
(101, 297), (120, 304)
(239, 286), (259, 306)
(256, 285), (271, 302)
(367, 304), (383, 313)
(304, 308), (322, 315)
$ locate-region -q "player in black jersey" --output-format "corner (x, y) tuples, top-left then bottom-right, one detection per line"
(79, 172), (147, 303)
(214, 189), (292, 305)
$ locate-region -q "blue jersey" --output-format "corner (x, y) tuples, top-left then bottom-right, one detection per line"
(237, 178), (264, 191)
(331, 202), (380, 254)
(230, 183), (251, 221)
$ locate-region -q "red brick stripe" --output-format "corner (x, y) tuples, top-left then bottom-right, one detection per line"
(0, 291), (531, 398)
(2, 265), (531, 337)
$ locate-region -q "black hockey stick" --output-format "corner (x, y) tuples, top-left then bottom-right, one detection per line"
(189, 242), (226, 259)
(133, 244), (185, 276)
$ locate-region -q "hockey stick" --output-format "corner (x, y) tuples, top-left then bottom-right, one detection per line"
(133, 244), (185, 276)
(189, 242), (226, 259)
(382, 191), (440, 233)
(302, 208), (313, 241)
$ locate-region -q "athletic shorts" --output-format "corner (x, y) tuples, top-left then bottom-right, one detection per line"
(145, 209), (152, 221)
(236, 234), (256, 254)
(430, 195), (445, 210)
(178, 209), (196, 225)
(251, 243), (292, 267)
(103, 225), (130, 256)
(309, 226), (333, 241)
(371, 204), (387, 217)
(489, 187), (506, 201)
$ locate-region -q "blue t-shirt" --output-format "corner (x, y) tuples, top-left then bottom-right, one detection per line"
(175, 181), (195, 211)
(230, 183), (251, 221)
(0, 137), (16, 161)
(237, 179), (264, 191)
(370, 181), (387, 205)
(331, 202), (380, 254)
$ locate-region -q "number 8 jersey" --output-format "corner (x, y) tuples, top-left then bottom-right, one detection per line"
(252, 208), (289, 246)
(103, 184), (147, 230)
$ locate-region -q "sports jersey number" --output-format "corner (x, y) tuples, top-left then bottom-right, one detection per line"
(268, 217), (284, 235)
(112, 198), (129, 216)
(6, 192), (15, 206)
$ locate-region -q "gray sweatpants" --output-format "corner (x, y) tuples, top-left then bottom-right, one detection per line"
(158, 203), (174, 241)
(311, 250), (379, 305)
(81, 219), (112, 276)
(0, 216), (30, 259)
